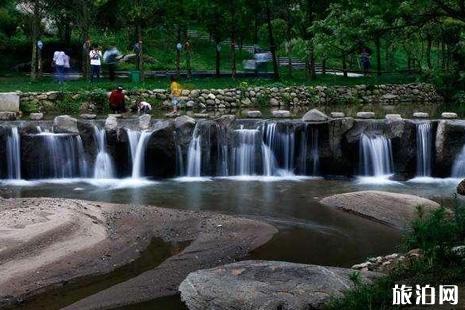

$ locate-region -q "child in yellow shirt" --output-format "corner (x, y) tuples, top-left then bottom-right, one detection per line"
(170, 76), (182, 113)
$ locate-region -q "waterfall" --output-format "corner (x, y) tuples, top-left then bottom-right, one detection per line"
(359, 134), (394, 176)
(131, 131), (152, 179)
(311, 128), (320, 176)
(127, 129), (141, 164)
(263, 122), (295, 175)
(452, 145), (465, 177)
(6, 127), (21, 179)
(297, 125), (319, 176)
(232, 127), (260, 176)
(186, 128), (202, 177)
(93, 126), (114, 179)
(416, 123), (432, 177)
(35, 133), (88, 179)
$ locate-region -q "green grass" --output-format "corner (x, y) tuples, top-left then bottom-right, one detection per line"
(0, 71), (418, 93)
(326, 201), (465, 310)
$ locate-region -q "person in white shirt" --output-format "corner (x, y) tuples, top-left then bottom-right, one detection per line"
(53, 50), (66, 84)
(137, 101), (152, 114)
(89, 46), (102, 82)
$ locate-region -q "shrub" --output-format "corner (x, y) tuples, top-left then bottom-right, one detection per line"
(19, 101), (39, 114)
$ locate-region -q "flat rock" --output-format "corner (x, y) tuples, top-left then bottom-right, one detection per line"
(330, 112), (345, 118)
(0, 112), (17, 121)
(302, 109), (328, 122)
(175, 115), (196, 128)
(80, 114), (96, 120)
(244, 110), (262, 118)
(29, 113), (43, 120)
(53, 115), (78, 133)
(413, 112), (429, 119)
(356, 112), (375, 119)
(272, 110), (291, 118)
(320, 191), (440, 230)
(385, 114), (402, 120)
(441, 112), (458, 119)
(179, 260), (381, 310)
(0, 93), (20, 112)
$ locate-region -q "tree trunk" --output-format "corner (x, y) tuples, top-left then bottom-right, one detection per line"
(308, 43), (316, 80)
(176, 28), (181, 78)
(342, 54), (347, 77)
(375, 35), (381, 76)
(286, 3), (292, 77)
(216, 41), (221, 77)
(322, 58), (326, 75)
(30, 1), (40, 81)
(231, 2), (237, 79)
(266, 2), (279, 80)
(137, 24), (144, 82)
(426, 36), (432, 70)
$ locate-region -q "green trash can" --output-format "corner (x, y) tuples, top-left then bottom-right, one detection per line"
(130, 70), (140, 82)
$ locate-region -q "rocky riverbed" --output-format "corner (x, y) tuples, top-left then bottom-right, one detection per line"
(0, 197), (277, 308)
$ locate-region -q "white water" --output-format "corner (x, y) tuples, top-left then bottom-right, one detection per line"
(311, 128), (320, 176)
(359, 134), (394, 177)
(93, 126), (114, 179)
(6, 127), (21, 179)
(233, 128), (260, 175)
(452, 144), (465, 177)
(416, 123), (432, 177)
(131, 131), (152, 179)
(263, 122), (295, 175)
(186, 125), (202, 177)
(126, 129), (141, 164)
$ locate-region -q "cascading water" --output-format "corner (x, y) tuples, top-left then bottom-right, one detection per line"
(416, 123), (432, 177)
(263, 122), (295, 175)
(452, 145), (465, 178)
(127, 129), (141, 164)
(6, 127), (21, 179)
(35, 133), (88, 179)
(232, 127), (260, 176)
(297, 125), (319, 176)
(131, 131), (152, 179)
(359, 134), (394, 177)
(186, 126), (202, 177)
(93, 126), (114, 179)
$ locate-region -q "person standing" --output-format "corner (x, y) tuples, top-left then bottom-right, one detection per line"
(360, 48), (371, 76)
(89, 45), (102, 82)
(53, 49), (66, 84)
(170, 75), (182, 113)
(103, 46), (121, 81)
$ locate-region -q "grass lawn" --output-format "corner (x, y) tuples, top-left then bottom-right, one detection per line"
(0, 71), (419, 93)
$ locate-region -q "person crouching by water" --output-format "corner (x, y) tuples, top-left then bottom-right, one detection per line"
(109, 86), (127, 114)
(170, 76), (182, 113)
(137, 101), (152, 114)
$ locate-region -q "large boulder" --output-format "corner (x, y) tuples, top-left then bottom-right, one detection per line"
(302, 109), (328, 122)
(138, 114), (151, 130)
(145, 120), (177, 178)
(435, 120), (465, 177)
(457, 179), (465, 196)
(179, 260), (381, 310)
(53, 115), (78, 134)
(105, 115), (119, 131)
(0, 93), (19, 112)
(320, 191), (440, 230)
(0, 112), (16, 120)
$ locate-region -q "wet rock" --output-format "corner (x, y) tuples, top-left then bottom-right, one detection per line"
(321, 117), (355, 175)
(330, 112), (345, 118)
(105, 116), (118, 131)
(54, 115), (78, 133)
(435, 120), (465, 177)
(320, 191), (441, 230)
(29, 113), (43, 120)
(457, 179), (465, 195)
(413, 112), (429, 119)
(356, 112), (375, 119)
(452, 245), (465, 258)
(302, 109), (328, 122)
(385, 114), (402, 120)
(179, 260), (381, 310)
(441, 112), (458, 119)
(175, 115), (196, 129)
(80, 114), (97, 120)
(0, 112), (16, 120)
(145, 121), (176, 178)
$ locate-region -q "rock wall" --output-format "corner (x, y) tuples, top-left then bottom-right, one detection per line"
(16, 83), (442, 113)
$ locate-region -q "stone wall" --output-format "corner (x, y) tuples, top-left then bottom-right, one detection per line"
(16, 83), (442, 113)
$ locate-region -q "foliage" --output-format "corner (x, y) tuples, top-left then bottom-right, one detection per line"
(19, 100), (39, 114)
(326, 202), (465, 310)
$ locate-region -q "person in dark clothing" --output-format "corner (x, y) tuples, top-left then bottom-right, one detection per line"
(360, 48), (371, 76)
(109, 86), (127, 113)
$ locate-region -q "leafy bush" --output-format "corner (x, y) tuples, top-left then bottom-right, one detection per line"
(256, 94), (271, 106)
(87, 89), (110, 114)
(19, 101), (39, 114)
(56, 96), (82, 115)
